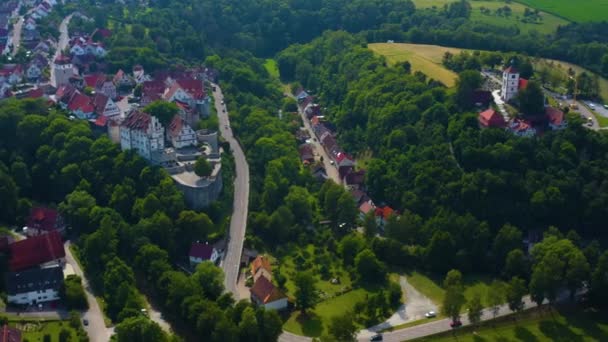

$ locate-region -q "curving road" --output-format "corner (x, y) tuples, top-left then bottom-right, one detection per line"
(64, 241), (114, 342)
(212, 83), (250, 298)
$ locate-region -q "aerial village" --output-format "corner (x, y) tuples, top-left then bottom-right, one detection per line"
(0, 0), (226, 324)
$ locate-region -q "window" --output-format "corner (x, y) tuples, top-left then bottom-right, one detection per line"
(512, 75), (516, 79)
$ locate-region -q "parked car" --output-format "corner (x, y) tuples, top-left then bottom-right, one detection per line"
(83, 319), (89, 326)
(450, 320), (462, 328)
(370, 334), (383, 341)
(425, 311), (436, 318)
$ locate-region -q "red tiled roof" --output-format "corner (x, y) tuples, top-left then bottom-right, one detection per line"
(121, 111), (152, 131)
(519, 78), (528, 90)
(168, 115), (184, 138)
(26, 207), (60, 233)
(94, 115), (108, 127)
(359, 201), (374, 214)
(142, 80), (165, 97)
(479, 109), (506, 128)
(375, 206), (394, 219)
(250, 275), (285, 304)
(251, 255), (272, 275)
(26, 88), (44, 99)
(176, 79), (205, 99)
(84, 73), (104, 88)
(9, 231), (65, 271)
(54, 54), (71, 65)
(546, 106), (564, 126)
(504, 66), (518, 74)
(189, 242), (214, 259)
(68, 92), (93, 112)
(92, 92), (109, 115)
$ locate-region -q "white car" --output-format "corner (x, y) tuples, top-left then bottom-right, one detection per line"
(425, 311), (436, 318)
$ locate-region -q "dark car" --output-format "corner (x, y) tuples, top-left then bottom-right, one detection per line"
(450, 320), (462, 328)
(83, 319), (89, 326)
(370, 334), (383, 341)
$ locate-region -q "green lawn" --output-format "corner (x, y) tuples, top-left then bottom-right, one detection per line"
(11, 320), (79, 341)
(283, 289), (368, 337)
(414, 306), (608, 341)
(406, 271), (508, 310)
(515, 0), (608, 22)
(264, 59), (280, 79)
(413, 0), (570, 34)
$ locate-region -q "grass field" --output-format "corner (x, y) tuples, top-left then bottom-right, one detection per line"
(368, 43), (460, 87)
(415, 306), (608, 341)
(283, 289), (368, 337)
(264, 59), (280, 79)
(515, 0), (608, 22)
(413, 0), (569, 34)
(533, 58), (608, 101)
(406, 271), (508, 310)
(10, 320), (79, 341)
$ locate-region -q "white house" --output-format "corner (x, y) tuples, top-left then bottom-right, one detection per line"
(95, 78), (117, 100)
(189, 242), (219, 267)
(501, 65), (520, 102)
(53, 56), (76, 87)
(250, 275), (288, 310)
(167, 115), (197, 148)
(6, 266), (63, 306)
(120, 111), (165, 160)
(24, 18), (36, 31)
(93, 93), (121, 119)
(26, 63), (42, 80)
(70, 43), (86, 56)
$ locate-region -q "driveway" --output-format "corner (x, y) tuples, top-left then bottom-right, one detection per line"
(358, 276), (438, 339)
(212, 83), (250, 298)
(64, 241), (114, 342)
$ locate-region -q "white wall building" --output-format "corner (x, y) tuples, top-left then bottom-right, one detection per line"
(167, 115), (197, 148)
(6, 266), (63, 306)
(53, 57), (76, 87)
(120, 111), (165, 160)
(501, 65), (520, 102)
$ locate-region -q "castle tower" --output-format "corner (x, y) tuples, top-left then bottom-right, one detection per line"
(501, 62), (520, 102)
(53, 55), (75, 87)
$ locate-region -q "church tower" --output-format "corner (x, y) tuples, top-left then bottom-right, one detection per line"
(501, 61), (520, 102)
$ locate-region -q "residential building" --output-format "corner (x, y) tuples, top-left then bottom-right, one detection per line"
(358, 200), (375, 220)
(167, 115), (196, 148)
(375, 206), (394, 227)
(478, 108), (506, 128)
(251, 255), (272, 282)
(189, 242), (219, 267)
(162, 78), (209, 117)
(298, 144), (314, 165)
(120, 111), (164, 160)
(6, 266), (63, 305)
(509, 119), (536, 137)
(95, 77), (117, 100)
(92, 93), (120, 119)
(0, 324), (21, 342)
(113, 69), (132, 88)
(9, 231), (65, 272)
(67, 92), (94, 119)
(24, 207), (65, 237)
(501, 65), (520, 102)
(0, 64), (23, 85)
(546, 106), (567, 130)
(250, 275), (288, 310)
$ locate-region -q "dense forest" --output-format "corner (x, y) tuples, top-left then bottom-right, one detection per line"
(70, 0), (608, 80)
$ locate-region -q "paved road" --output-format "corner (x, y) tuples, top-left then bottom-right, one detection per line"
(64, 241), (114, 342)
(50, 14), (73, 87)
(10, 16), (23, 56)
(295, 100), (342, 184)
(212, 83), (250, 298)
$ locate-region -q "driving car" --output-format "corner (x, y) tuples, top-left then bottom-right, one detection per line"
(370, 334), (383, 341)
(450, 320), (462, 328)
(425, 311), (436, 318)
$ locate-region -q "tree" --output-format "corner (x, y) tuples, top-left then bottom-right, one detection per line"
(590, 251), (608, 306)
(338, 234), (366, 266)
(493, 224), (522, 270)
(63, 275), (89, 310)
(486, 280), (504, 318)
(59, 190), (97, 233)
(517, 81), (545, 116)
(194, 157), (213, 177)
(506, 277), (527, 313)
(355, 249), (387, 284)
(467, 292), (483, 326)
(336, 192), (357, 228)
(175, 210), (214, 252)
(455, 70), (482, 108)
(362, 210), (378, 238)
(193, 261), (225, 300)
(504, 249), (529, 279)
(284, 186), (313, 223)
(442, 270), (465, 322)
(258, 309), (283, 342)
(294, 271), (318, 313)
(0, 172), (17, 223)
(328, 311), (357, 342)
(238, 307), (258, 342)
(115, 316), (168, 342)
(143, 100), (179, 127)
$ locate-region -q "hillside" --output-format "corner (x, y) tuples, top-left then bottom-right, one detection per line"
(516, 0), (608, 22)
